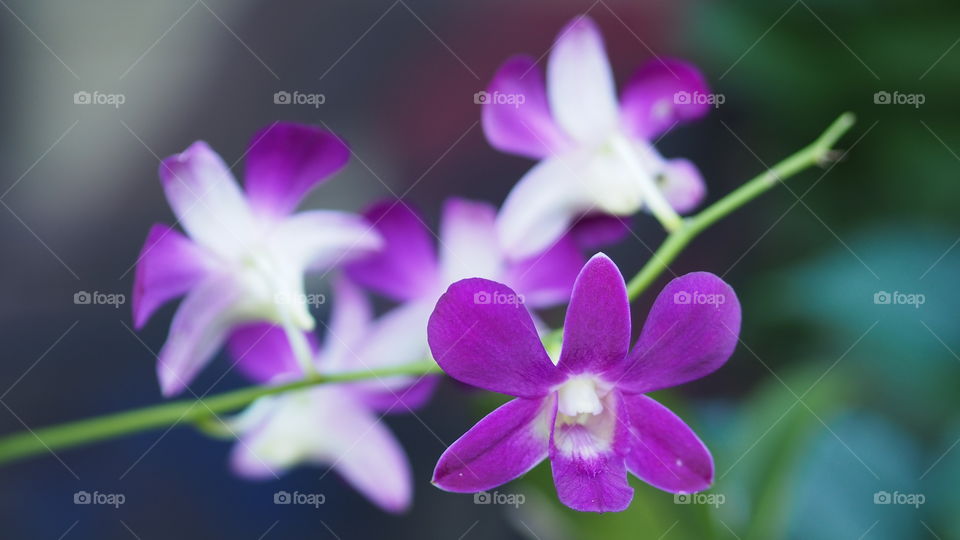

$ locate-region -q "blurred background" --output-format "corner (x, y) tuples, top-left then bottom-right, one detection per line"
(0, 0), (958, 538)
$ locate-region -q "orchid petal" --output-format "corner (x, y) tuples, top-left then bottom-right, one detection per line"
(501, 233), (583, 308)
(158, 141), (256, 257)
(482, 55), (571, 159)
(156, 277), (244, 396)
(550, 391), (633, 512)
(132, 224), (213, 329)
(433, 396), (555, 492)
(439, 198), (503, 284)
(496, 155), (589, 259)
(570, 214), (632, 250)
(622, 394), (713, 493)
(226, 323), (315, 384)
(428, 278), (564, 397)
(319, 277), (373, 372)
(270, 209), (382, 272)
(231, 388), (412, 513)
(660, 158), (706, 214)
(244, 123), (350, 218)
(609, 272), (741, 394)
(620, 58), (711, 140)
(558, 254), (631, 374)
(547, 16), (619, 145)
(346, 200), (440, 302)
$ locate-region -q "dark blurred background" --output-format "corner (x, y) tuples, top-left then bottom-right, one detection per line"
(1, 0), (958, 538)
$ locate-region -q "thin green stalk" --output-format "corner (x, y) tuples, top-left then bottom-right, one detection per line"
(0, 361), (442, 465)
(626, 112), (855, 299)
(0, 113), (855, 468)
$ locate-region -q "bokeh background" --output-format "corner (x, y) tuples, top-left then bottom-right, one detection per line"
(0, 0), (958, 538)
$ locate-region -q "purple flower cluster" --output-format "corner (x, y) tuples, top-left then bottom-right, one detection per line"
(133, 15), (737, 513)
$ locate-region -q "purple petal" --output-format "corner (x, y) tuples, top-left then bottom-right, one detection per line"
(549, 391), (633, 512)
(558, 254), (631, 375)
(158, 141), (255, 255)
(244, 123), (350, 217)
(132, 223), (212, 329)
(482, 55), (572, 159)
(609, 272), (741, 394)
(346, 200), (440, 302)
(551, 452), (633, 512)
(156, 278), (244, 396)
(269, 209), (383, 272)
(226, 323), (317, 384)
(622, 394), (713, 493)
(427, 278), (565, 398)
(501, 234), (583, 308)
(620, 58), (711, 140)
(433, 396), (554, 492)
(570, 214), (632, 250)
(661, 158), (706, 214)
(547, 16), (619, 145)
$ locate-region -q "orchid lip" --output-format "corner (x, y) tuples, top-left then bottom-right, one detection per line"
(555, 374), (611, 419)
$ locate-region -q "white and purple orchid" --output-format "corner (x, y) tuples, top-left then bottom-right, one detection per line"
(343, 197), (603, 373)
(484, 15), (713, 258)
(224, 279), (425, 514)
(427, 254), (740, 512)
(133, 123), (382, 396)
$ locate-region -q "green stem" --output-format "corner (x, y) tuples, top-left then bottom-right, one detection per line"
(0, 113), (855, 468)
(0, 361), (442, 465)
(626, 112), (855, 300)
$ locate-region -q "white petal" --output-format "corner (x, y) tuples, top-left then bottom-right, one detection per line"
(439, 198), (504, 283)
(547, 17), (620, 145)
(269, 210), (383, 272)
(496, 155), (589, 259)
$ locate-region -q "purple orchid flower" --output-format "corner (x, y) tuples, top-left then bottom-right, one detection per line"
(225, 278), (425, 514)
(484, 15), (713, 258)
(133, 123), (382, 396)
(342, 197), (611, 374)
(426, 254), (740, 512)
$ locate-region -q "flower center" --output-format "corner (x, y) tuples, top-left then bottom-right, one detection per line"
(556, 376), (604, 419)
